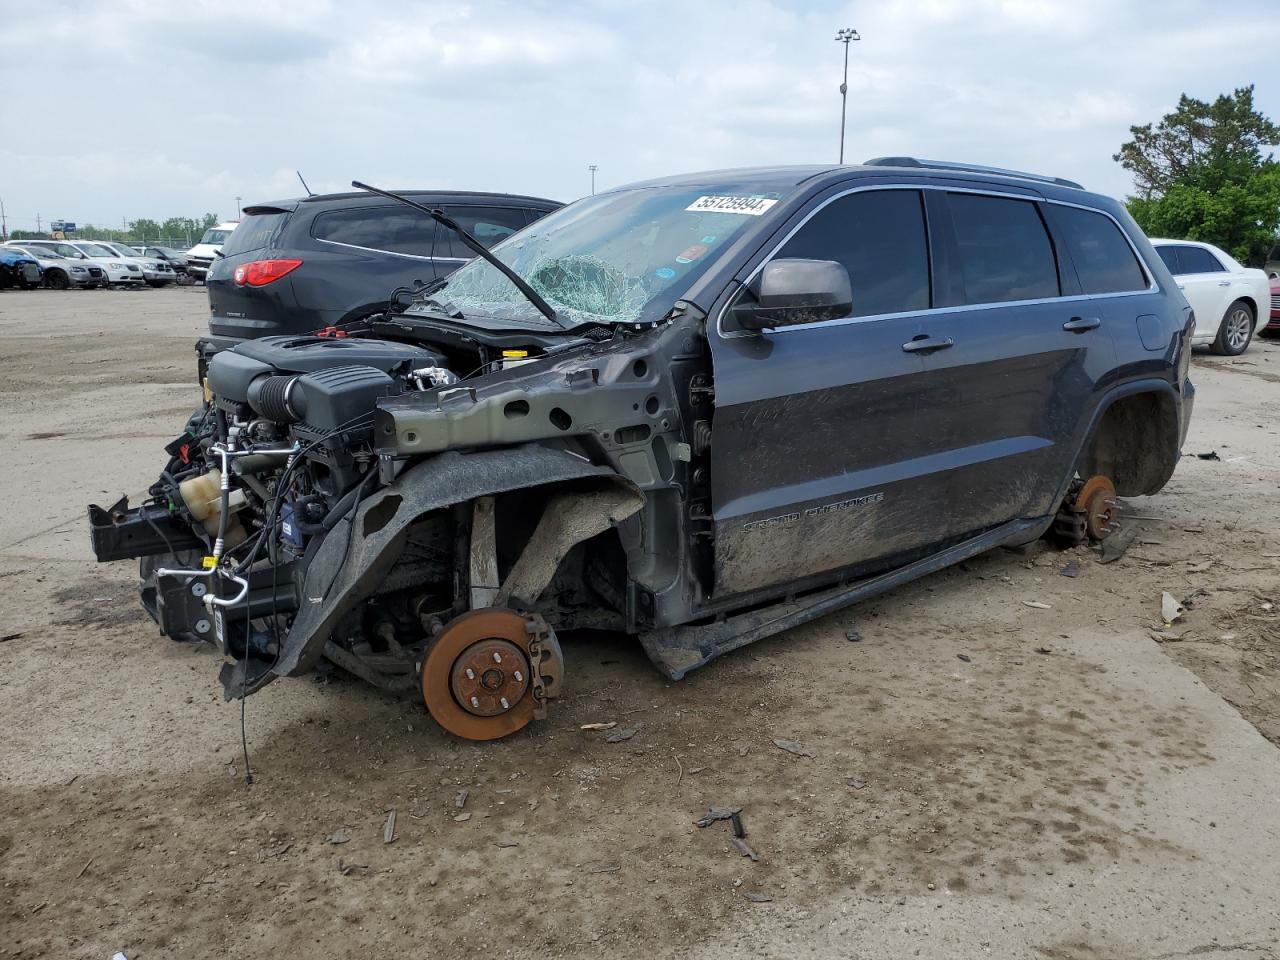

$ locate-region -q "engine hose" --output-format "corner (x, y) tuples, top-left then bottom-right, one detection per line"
(322, 467), (378, 532)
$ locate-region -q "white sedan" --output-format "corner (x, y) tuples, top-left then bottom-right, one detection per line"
(1151, 238), (1271, 355)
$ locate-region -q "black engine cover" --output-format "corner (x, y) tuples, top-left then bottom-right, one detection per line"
(207, 335), (444, 404)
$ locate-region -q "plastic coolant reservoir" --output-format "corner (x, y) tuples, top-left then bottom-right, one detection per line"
(178, 468), (247, 547)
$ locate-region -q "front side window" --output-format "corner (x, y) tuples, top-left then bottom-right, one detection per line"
(768, 189), (931, 318)
(948, 193), (1059, 304)
(312, 205), (436, 257)
(1176, 246), (1225, 275)
(1048, 205), (1147, 294)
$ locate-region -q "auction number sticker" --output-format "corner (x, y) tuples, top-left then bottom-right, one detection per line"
(685, 195), (778, 215)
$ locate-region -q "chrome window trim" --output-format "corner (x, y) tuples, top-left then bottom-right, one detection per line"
(715, 182), (1158, 340)
(314, 237), (467, 263)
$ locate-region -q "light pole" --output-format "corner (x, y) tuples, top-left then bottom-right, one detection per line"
(835, 27), (860, 164)
(0, 195), (6, 240)
(588, 165), (598, 196)
(235, 196), (243, 218)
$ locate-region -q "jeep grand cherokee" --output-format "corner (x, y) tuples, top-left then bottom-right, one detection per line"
(90, 157), (1195, 741)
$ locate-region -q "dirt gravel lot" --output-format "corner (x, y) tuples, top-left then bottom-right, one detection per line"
(2, 288), (1279, 959)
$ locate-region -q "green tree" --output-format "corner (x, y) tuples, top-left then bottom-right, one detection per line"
(1116, 86), (1280, 263)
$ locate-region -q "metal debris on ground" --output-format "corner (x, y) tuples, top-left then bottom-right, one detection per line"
(738, 744), (750, 757)
(1060, 560), (1080, 578)
(337, 858), (368, 876)
(1022, 600), (1052, 609)
(743, 892), (773, 902)
(326, 828), (351, 845)
(1161, 591), (1186, 625)
(694, 806), (743, 828)
(731, 837), (760, 861)
(454, 789), (469, 809)
(957, 653), (972, 663)
(1098, 526), (1138, 563)
(1035, 646), (1052, 654)
(0, 632), (24, 643)
(771, 738), (815, 758)
(580, 722), (617, 731)
(587, 863), (621, 874)
(730, 812), (746, 838)
(1196, 451), (1221, 460)
(846, 775), (868, 789)
(605, 726), (638, 743)
(495, 839), (519, 848)
(383, 810), (397, 844)
(845, 629), (862, 642)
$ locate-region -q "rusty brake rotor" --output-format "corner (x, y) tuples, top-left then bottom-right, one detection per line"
(1075, 474), (1117, 542)
(422, 609), (552, 741)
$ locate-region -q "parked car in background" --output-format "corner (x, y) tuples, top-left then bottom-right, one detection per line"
(1265, 274), (1280, 337)
(1264, 242), (1279, 279)
(17, 240), (146, 287)
(1151, 239), (1270, 355)
(184, 222), (239, 281)
(202, 190), (561, 348)
(4, 243), (103, 288)
(96, 241), (178, 286)
(0, 246), (42, 289)
(139, 245), (189, 275)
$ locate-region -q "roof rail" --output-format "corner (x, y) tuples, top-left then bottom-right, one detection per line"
(862, 156), (1084, 190)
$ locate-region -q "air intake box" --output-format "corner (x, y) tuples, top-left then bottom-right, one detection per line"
(291, 365), (397, 433)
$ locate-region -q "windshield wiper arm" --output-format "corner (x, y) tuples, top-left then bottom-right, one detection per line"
(351, 180), (564, 328)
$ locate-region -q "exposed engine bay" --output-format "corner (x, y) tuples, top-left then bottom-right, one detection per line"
(88, 316), (705, 740)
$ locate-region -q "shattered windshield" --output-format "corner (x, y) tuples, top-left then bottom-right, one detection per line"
(419, 182), (792, 329)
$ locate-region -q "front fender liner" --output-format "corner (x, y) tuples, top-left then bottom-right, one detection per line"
(269, 444), (621, 684)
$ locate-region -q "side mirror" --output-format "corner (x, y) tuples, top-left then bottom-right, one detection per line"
(734, 258), (852, 331)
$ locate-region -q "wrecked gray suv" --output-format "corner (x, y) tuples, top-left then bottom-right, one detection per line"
(89, 158), (1196, 740)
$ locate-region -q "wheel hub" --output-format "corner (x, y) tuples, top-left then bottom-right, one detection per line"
(449, 638), (529, 717)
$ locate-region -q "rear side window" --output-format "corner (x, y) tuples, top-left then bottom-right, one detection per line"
(774, 189), (931, 318)
(1174, 246), (1225, 275)
(221, 213), (288, 257)
(437, 206), (531, 259)
(312, 205), (437, 257)
(1049, 205), (1148, 294)
(948, 193), (1059, 304)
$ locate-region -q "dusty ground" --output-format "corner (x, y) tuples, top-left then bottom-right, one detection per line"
(1, 288), (1278, 959)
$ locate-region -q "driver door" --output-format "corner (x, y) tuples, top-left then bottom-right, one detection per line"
(707, 188), (937, 597)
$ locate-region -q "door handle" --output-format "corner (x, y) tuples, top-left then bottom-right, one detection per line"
(1062, 316), (1101, 333)
(902, 335), (954, 354)
(1217, 280), (1231, 287)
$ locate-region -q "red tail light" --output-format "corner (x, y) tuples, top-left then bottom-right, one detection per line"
(233, 258), (303, 287)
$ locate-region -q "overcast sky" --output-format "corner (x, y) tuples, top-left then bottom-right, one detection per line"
(0, 0), (1274, 232)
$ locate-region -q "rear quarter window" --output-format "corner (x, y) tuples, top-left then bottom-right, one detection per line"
(948, 193), (1059, 304)
(221, 213), (288, 257)
(1047, 205), (1148, 294)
